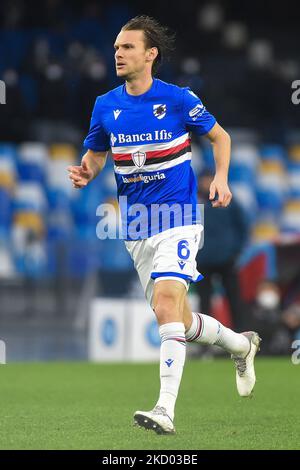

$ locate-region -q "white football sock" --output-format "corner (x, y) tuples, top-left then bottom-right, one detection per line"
(155, 322), (186, 422)
(186, 312), (249, 356)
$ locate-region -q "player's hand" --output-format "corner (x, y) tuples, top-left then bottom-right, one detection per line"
(67, 159), (94, 189)
(209, 176), (232, 207)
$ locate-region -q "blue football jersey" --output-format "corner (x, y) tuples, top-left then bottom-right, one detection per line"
(83, 78), (216, 239)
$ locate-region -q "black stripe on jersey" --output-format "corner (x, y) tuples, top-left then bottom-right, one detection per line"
(114, 144), (192, 167)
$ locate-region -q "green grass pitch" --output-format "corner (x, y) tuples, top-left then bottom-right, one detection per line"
(0, 358), (299, 450)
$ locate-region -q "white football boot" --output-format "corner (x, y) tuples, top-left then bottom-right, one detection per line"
(134, 405), (175, 435)
(231, 331), (262, 397)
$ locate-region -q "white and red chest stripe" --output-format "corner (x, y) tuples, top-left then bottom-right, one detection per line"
(111, 132), (192, 174)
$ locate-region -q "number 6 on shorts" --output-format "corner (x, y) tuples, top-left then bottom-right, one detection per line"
(177, 240), (190, 260)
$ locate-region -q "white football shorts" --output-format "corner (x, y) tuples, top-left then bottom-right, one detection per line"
(124, 224), (204, 307)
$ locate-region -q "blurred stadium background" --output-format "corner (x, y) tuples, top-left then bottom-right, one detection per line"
(1, 0), (300, 363)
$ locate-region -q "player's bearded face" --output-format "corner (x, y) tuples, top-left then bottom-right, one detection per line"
(114, 30), (152, 79)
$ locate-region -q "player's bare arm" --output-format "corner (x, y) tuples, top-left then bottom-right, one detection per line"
(68, 149), (108, 189)
(205, 122), (232, 208)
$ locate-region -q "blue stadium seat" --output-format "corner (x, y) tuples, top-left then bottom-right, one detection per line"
(11, 215), (48, 279)
(17, 162), (45, 183)
(0, 225), (10, 244)
(231, 143), (259, 171)
(13, 245), (49, 278)
(66, 239), (102, 277)
(17, 142), (48, 183)
(256, 189), (286, 212)
(0, 188), (12, 227)
(72, 183), (105, 226)
(0, 143), (17, 160)
(47, 209), (73, 242)
(101, 167), (117, 199)
(100, 238), (132, 270)
(47, 188), (72, 210)
(74, 222), (98, 240)
(200, 146), (215, 171)
(13, 183), (47, 213)
(287, 163), (300, 198)
(229, 163), (256, 185)
(260, 144), (286, 162)
(230, 182), (258, 220)
(280, 199), (300, 233)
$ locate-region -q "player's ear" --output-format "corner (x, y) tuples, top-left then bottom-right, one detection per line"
(146, 47), (158, 62)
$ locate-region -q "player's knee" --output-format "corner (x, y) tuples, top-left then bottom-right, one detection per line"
(153, 292), (182, 324)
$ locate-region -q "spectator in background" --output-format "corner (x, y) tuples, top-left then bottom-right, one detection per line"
(38, 62), (68, 120)
(247, 280), (291, 355)
(0, 69), (29, 141)
(76, 58), (109, 129)
(282, 302), (300, 342)
(196, 168), (249, 330)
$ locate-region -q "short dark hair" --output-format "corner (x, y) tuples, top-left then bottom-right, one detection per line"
(121, 15), (176, 75)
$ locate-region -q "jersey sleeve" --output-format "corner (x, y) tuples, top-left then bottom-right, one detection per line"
(182, 88), (216, 136)
(83, 96), (110, 151)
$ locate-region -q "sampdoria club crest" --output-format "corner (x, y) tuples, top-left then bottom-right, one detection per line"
(153, 104), (166, 119)
(131, 151), (146, 168)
